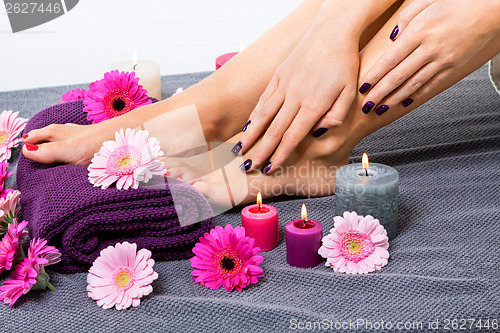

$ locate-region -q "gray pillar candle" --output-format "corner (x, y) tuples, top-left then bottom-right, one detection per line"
(335, 154), (399, 240)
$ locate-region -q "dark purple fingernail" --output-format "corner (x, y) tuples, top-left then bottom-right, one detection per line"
(390, 25), (399, 40)
(262, 162), (272, 175)
(231, 141), (242, 154)
(362, 101), (375, 114)
(239, 159), (252, 172)
(313, 128), (328, 138)
(242, 120), (251, 132)
(359, 83), (371, 94)
(402, 98), (414, 107)
(375, 105), (389, 116)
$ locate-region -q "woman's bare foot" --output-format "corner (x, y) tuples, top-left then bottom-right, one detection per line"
(189, 130), (353, 207)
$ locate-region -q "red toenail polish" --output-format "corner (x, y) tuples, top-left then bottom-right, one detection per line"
(25, 143), (38, 151)
(178, 175), (183, 180)
(165, 171), (171, 176)
(23, 134), (29, 140)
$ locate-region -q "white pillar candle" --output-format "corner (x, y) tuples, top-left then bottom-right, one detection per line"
(110, 51), (161, 100)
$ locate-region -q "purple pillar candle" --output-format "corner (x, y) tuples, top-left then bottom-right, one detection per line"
(286, 204), (323, 268)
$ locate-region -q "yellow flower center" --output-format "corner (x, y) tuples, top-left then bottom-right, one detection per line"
(112, 267), (135, 290)
(118, 157), (131, 168)
(348, 240), (361, 254)
(0, 132), (7, 145)
(115, 272), (131, 287)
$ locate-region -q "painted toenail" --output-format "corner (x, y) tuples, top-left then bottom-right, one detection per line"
(23, 134), (29, 140)
(165, 170), (171, 177)
(25, 143), (38, 151)
(231, 141), (242, 154)
(242, 120), (251, 132)
(239, 159), (252, 172)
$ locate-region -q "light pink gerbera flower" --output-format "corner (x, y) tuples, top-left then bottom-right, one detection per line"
(318, 211), (389, 275)
(61, 88), (87, 102)
(88, 128), (166, 190)
(83, 70), (152, 124)
(0, 219), (28, 273)
(87, 242), (158, 310)
(190, 224), (264, 291)
(0, 190), (21, 234)
(0, 111), (27, 162)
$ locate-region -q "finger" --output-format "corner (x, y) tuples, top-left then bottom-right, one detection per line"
(377, 61), (443, 111)
(362, 49), (430, 114)
(264, 106), (322, 174)
(396, 0), (437, 36)
(313, 88), (355, 135)
(243, 99), (300, 171)
(238, 79), (284, 155)
(408, 67), (454, 107)
(359, 32), (420, 95)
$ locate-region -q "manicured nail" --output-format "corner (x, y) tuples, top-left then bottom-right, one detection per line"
(359, 83), (371, 94)
(262, 162), (272, 175)
(375, 105), (389, 116)
(402, 98), (414, 107)
(25, 143), (38, 151)
(165, 170), (171, 177)
(239, 159), (252, 172)
(23, 134), (29, 140)
(390, 25), (399, 40)
(231, 141), (242, 154)
(313, 128), (328, 138)
(242, 120), (251, 132)
(362, 101), (375, 114)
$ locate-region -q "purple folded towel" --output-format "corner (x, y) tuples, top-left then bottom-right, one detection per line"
(16, 99), (213, 273)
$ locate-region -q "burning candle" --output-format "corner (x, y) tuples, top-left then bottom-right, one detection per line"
(241, 192), (279, 252)
(335, 153), (399, 240)
(110, 50), (161, 100)
(286, 204), (323, 268)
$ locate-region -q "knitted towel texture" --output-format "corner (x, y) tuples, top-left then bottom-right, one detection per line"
(16, 99), (213, 273)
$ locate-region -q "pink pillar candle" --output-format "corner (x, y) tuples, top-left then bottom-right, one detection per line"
(286, 204), (323, 268)
(215, 52), (238, 70)
(241, 194), (279, 252)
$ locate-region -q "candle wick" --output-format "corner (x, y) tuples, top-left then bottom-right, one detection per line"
(364, 168), (368, 176)
(133, 63), (138, 70)
(258, 204), (261, 212)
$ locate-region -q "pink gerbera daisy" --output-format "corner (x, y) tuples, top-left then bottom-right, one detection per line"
(0, 219), (28, 273)
(88, 128), (166, 190)
(61, 88), (87, 102)
(28, 238), (61, 268)
(0, 161), (13, 194)
(87, 242), (158, 310)
(0, 111), (27, 162)
(0, 258), (38, 307)
(83, 70), (152, 124)
(318, 211), (389, 274)
(0, 190), (21, 234)
(190, 224), (264, 291)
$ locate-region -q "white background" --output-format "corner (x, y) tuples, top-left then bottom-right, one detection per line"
(0, 0), (302, 91)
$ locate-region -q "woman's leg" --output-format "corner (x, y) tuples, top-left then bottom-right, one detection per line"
(192, 0), (500, 205)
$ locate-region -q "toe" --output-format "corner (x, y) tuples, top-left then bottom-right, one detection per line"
(23, 123), (71, 144)
(22, 140), (74, 164)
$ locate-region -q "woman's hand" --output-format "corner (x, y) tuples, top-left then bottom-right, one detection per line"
(359, 0), (500, 115)
(237, 24), (359, 174)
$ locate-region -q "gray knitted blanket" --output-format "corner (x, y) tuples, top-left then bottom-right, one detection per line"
(0, 66), (498, 332)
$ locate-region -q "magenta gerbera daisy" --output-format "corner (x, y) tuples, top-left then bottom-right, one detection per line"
(0, 219), (28, 274)
(0, 258), (38, 307)
(83, 70), (152, 124)
(87, 242), (158, 310)
(190, 224), (264, 291)
(318, 211), (389, 274)
(61, 88), (87, 102)
(88, 128), (166, 190)
(28, 238), (61, 268)
(0, 111), (27, 162)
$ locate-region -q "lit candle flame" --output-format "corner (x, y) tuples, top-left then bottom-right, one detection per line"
(301, 203), (308, 220)
(132, 49), (138, 67)
(256, 192), (262, 206)
(362, 152), (369, 170)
